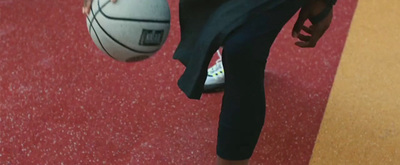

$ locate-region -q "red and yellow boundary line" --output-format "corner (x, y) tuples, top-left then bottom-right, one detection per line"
(310, 0), (400, 164)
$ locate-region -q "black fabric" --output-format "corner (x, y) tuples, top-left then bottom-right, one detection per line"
(327, 0), (337, 6)
(173, 0), (287, 99)
(215, 0), (303, 160)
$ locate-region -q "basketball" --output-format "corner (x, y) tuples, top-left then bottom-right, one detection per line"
(86, 0), (171, 62)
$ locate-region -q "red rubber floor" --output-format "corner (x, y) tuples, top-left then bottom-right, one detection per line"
(0, 0), (357, 164)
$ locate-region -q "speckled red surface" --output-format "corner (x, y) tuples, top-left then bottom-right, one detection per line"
(0, 0), (357, 164)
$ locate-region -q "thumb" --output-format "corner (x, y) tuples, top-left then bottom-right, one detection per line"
(292, 9), (308, 38)
(83, 0), (93, 15)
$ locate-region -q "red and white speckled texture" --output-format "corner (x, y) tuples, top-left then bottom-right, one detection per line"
(0, 0), (357, 164)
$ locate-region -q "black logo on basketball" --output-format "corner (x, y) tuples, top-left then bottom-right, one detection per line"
(139, 29), (164, 46)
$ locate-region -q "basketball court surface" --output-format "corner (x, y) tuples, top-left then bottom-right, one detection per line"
(1, 0), (399, 164)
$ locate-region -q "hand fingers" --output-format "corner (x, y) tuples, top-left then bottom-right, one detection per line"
(295, 10), (332, 48)
(295, 41), (313, 48)
(301, 26), (313, 34)
(298, 34), (311, 42)
(82, 0), (117, 15)
(292, 9), (309, 38)
(296, 25), (327, 48)
(306, 17), (331, 47)
(82, 0), (93, 15)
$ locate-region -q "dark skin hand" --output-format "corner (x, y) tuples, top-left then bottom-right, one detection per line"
(292, 0), (333, 48)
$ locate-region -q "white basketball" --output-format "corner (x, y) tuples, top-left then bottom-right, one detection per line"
(86, 0), (171, 62)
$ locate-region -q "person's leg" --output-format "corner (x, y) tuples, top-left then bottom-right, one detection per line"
(216, 1), (303, 164)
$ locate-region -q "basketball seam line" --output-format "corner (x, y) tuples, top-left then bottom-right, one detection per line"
(97, 0), (170, 24)
(88, 0), (111, 34)
(92, 0), (162, 54)
(88, 7), (115, 60)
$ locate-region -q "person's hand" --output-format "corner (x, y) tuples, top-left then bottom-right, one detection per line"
(292, 0), (333, 48)
(82, 0), (117, 15)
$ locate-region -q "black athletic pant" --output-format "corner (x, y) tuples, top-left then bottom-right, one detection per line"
(217, 0), (303, 160)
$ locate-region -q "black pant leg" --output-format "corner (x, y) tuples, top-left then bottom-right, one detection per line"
(217, 0), (303, 160)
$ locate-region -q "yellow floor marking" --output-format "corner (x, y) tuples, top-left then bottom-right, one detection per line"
(310, 0), (400, 164)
